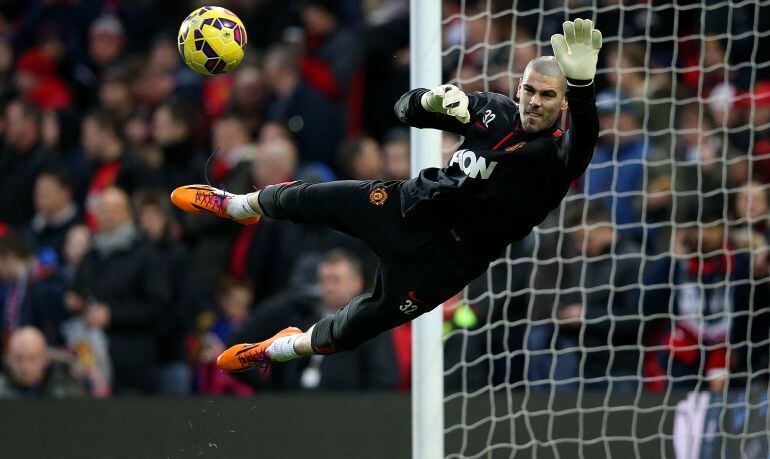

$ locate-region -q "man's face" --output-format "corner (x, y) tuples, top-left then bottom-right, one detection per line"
(570, 224), (612, 256)
(319, 260), (364, 311)
(4, 102), (34, 150)
(96, 188), (132, 232)
(517, 71), (568, 133)
(80, 118), (104, 158)
(152, 107), (187, 146)
(34, 175), (71, 216)
(7, 333), (48, 388)
(701, 224), (726, 253)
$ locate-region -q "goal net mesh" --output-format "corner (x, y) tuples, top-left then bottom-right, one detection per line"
(439, 1), (770, 457)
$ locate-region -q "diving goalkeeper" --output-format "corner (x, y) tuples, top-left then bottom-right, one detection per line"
(171, 19), (602, 371)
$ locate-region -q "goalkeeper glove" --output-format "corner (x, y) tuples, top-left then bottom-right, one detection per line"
(550, 18), (603, 82)
(420, 84), (471, 124)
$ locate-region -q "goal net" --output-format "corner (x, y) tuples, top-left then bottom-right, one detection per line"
(437, 1), (770, 457)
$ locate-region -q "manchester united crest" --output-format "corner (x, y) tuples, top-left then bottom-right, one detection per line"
(369, 187), (388, 206)
(505, 141), (526, 152)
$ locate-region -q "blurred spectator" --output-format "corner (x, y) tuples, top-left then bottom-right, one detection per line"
(0, 38), (13, 98)
(0, 326), (85, 399)
(196, 276), (255, 396)
(0, 232), (68, 347)
(360, 6), (408, 138)
(704, 2), (770, 85)
(81, 109), (148, 231)
(229, 136), (299, 299)
(77, 16), (126, 97)
(643, 197), (762, 392)
(208, 115), (253, 188)
(183, 115), (253, 302)
(382, 128), (410, 180)
(134, 188), (193, 395)
(645, 104), (745, 254)
(442, 291), (488, 392)
(23, 168), (81, 259)
(132, 67), (177, 112)
(61, 224), (90, 281)
(263, 44), (344, 169)
(302, 249), (397, 391)
(69, 187), (170, 394)
(226, 65), (265, 135)
(98, 68), (135, 122)
(14, 49), (72, 111)
(299, 0), (362, 100)
(744, 81), (770, 182)
(252, 137), (298, 189)
(0, 100), (51, 227)
(584, 92), (647, 241)
(338, 136), (384, 180)
(150, 101), (201, 189)
(603, 43), (672, 146)
(528, 206), (643, 392)
(731, 180), (769, 250)
(232, 249), (397, 391)
(41, 109), (90, 203)
(147, 35), (202, 104)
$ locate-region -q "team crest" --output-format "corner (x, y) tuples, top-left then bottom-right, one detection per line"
(505, 141), (526, 152)
(369, 187), (388, 206)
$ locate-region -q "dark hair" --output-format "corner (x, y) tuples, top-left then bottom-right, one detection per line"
(9, 99), (42, 125)
(337, 136), (380, 177)
(218, 275), (254, 294)
(382, 127), (410, 146)
(133, 187), (170, 212)
(158, 100), (195, 128)
(0, 232), (34, 259)
(37, 167), (73, 191)
(564, 201), (611, 227)
(303, 0), (341, 17)
(85, 108), (121, 138)
(321, 248), (363, 279)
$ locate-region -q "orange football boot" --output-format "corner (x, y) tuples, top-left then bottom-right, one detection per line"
(216, 326), (303, 372)
(170, 184), (261, 225)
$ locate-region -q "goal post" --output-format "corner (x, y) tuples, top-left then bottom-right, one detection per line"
(410, 1), (444, 459)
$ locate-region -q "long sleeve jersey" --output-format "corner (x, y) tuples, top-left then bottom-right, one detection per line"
(394, 82), (598, 269)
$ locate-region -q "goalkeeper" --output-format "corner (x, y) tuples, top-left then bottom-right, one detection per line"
(171, 19), (602, 370)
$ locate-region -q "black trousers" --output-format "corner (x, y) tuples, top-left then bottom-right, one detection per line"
(258, 180), (484, 353)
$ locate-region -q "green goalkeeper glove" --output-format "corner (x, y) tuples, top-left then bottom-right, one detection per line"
(550, 18), (603, 82)
(420, 84), (471, 124)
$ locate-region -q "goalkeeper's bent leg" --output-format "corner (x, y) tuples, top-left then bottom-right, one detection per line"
(311, 247), (478, 354)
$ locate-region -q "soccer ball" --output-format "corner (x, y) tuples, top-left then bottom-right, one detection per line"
(178, 6), (247, 75)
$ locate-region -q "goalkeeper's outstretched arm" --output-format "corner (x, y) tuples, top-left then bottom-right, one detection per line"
(393, 85), (518, 135)
(551, 18), (603, 179)
(394, 85), (471, 134)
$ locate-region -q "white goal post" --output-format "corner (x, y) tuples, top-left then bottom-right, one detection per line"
(410, 1), (444, 459)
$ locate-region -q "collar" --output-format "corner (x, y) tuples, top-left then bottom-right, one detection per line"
(93, 222), (139, 257)
(31, 203), (78, 232)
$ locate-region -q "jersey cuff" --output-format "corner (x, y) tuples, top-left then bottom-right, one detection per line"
(566, 78), (594, 87)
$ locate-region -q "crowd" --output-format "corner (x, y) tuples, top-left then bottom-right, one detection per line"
(0, 0), (768, 398)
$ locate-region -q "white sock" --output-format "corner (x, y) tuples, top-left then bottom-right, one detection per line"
(227, 194), (260, 219)
(266, 334), (301, 362)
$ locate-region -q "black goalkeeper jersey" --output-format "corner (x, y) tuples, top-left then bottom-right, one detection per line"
(393, 82), (599, 269)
